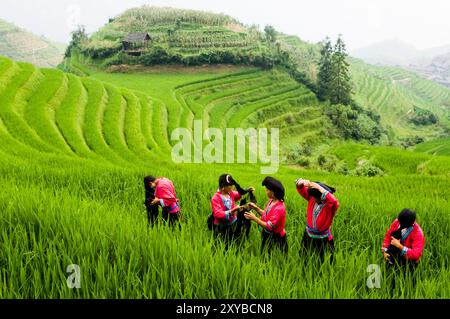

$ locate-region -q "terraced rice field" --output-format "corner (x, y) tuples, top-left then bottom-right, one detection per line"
(414, 137), (450, 156)
(0, 55), (449, 298)
(277, 34), (450, 141)
(350, 59), (450, 139)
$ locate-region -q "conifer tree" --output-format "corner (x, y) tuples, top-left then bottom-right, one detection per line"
(317, 37), (333, 101)
(329, 35), (353, 105)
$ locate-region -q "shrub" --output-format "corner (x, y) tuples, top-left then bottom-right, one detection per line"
(296, 156), (310, 167)
(400, 135), (425, 149)
(353, 160), (384, 177)
(325, 103), (384, 144)
(409, 106), (438, 126)
(81, 40), (122, 59)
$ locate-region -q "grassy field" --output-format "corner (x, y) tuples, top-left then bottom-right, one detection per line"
(0, 54), (449, 298)
(414, 137), (450, 156)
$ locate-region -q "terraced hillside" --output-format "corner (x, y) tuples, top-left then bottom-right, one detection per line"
(89, 64), (323, 154)
(0, 18), (65, 67)
(278, 34), (450, 142)
(72, 6), (450, 146)
(351, 59), (450, 140)
(414, 137), (450, 156)
(1, 53), (450, 299)
(76, 6), (266, 68)
(0, 52), (323, 171)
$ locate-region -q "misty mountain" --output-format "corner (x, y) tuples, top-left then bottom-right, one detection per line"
(351, 38), (426, 66)
(351, 38), (450, 88)
(409, 52), (450, 88)
(0, 18), (65, 67)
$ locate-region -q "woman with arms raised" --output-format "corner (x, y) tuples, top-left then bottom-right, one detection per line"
(296, 178), (339, 263)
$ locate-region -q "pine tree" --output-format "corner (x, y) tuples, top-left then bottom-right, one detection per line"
(329, 35), (353, 105)
(317, 37), (333, 101)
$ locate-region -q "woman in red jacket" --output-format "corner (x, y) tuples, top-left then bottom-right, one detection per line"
(382, 208), (425, 269)
(147, 176), (181, 228)
(211, 174), (254, 248)
(296, 178), (339, 263)
(245, 176), (288, 255)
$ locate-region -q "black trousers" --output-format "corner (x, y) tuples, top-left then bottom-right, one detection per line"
(385, 254), (419, 291)
(162, 209), (181, 228)
(261, 231), (288, 255)
(146, 204), (180, 228)
(145, 204), (159, 226)
(213, 223), (239, 251)
(386, 246), (419, 271)
(300, 230), (334, 263)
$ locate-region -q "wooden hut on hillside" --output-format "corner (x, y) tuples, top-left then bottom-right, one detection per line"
(122, 32), (151, 56)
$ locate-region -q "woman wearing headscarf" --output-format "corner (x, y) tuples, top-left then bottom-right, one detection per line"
(295, 178), (339, 262)
(146, 176), (181, 228)
(245, 176), (288, 254)
(211, 174), (254, 247)
(382, 208), (425, 269)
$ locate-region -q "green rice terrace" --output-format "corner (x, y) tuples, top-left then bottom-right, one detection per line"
(0, 6), (449, 299)
(277, 34), (450, 142)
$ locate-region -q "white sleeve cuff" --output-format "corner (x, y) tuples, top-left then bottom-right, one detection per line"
(160, 199), (165, 207)
(401, 246), (408, 256)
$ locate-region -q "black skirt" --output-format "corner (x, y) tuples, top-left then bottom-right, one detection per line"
(261, 231), (288, 254)
(300, 230), (334, 262)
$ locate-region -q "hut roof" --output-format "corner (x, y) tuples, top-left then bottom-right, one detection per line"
(123, 32), (151, 42)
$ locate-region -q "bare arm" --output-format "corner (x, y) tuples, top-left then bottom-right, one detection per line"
(248, 203), (264, 216)
(310, 182), (327, 194)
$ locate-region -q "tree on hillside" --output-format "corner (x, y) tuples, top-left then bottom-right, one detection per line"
(317, 37), (333, 101)
(65, 25), (88, 58)
(264, 25), (277, 43)
(329, 35), (353, 105)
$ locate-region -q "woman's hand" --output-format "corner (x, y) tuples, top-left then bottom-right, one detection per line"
(390, 237), (402, 249)
(383, 251), (391, 262)
(232, 205), (242, 213)
(151, 197), (160, 205)
(244, 212), (256, 221)
(248, 202), (263, 216)
(296, 179), (311, 188)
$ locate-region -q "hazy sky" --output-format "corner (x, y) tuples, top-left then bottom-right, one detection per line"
(1, 0), (449, 51)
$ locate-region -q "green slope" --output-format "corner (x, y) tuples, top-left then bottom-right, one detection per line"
(414, 137), (450, 156)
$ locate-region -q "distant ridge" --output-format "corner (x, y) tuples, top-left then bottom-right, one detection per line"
(0, 18), (65, 67)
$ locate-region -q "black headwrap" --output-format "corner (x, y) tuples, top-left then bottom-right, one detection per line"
(144, 176), (156, 205)
(307, 181), (336, 199)
(262, 176), (285, 201)
(218, 174), (248, 195)
(397, 208), (416, 229)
